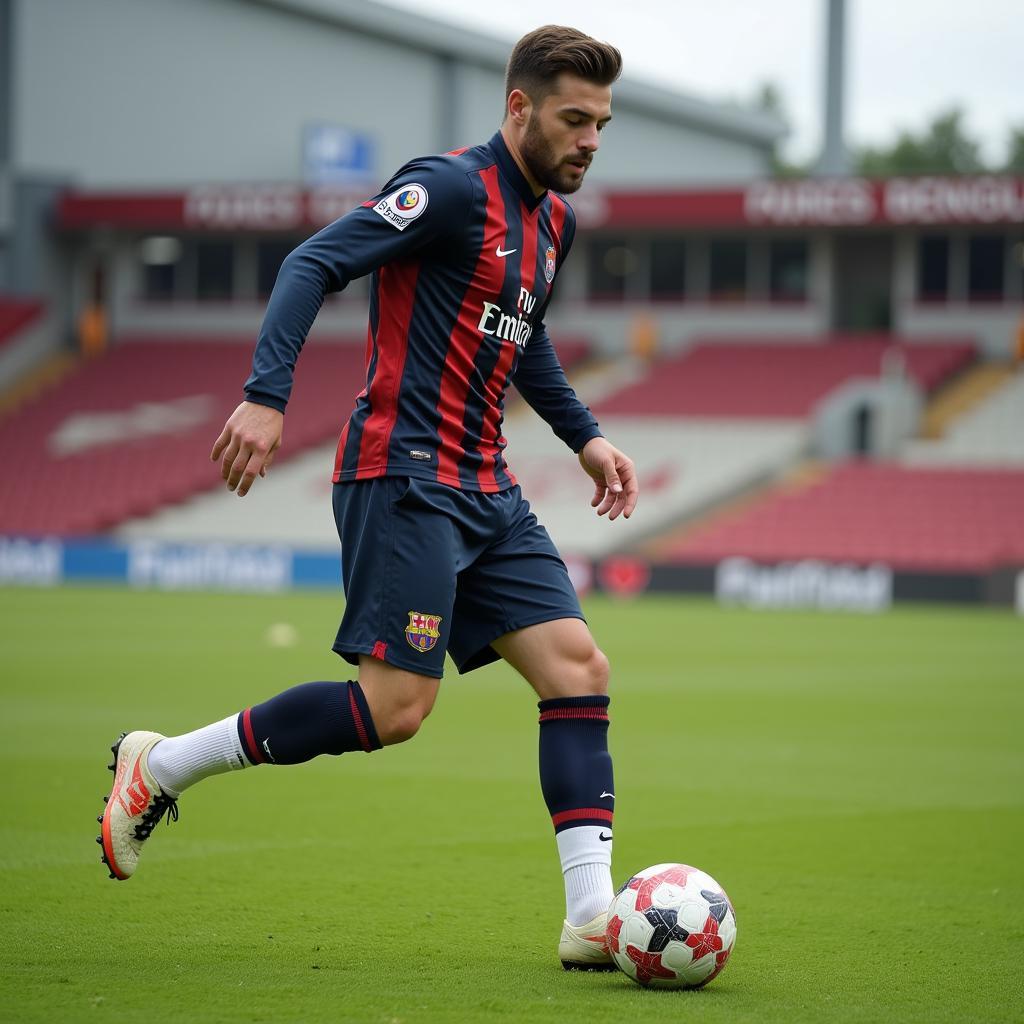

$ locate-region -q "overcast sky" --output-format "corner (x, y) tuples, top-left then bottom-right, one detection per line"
(386, 0), (1021, 166)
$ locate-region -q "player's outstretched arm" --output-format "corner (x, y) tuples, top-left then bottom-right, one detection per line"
(210, 401), (284, 497)
(578, 436), (638, 521)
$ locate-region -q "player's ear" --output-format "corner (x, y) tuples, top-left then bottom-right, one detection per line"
(507, 88), (531, 126)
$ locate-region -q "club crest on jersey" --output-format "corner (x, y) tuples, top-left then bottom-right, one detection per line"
(544, 245), (557, 283)
(374, 183), (429, 231)
(405, 611), (442, 652)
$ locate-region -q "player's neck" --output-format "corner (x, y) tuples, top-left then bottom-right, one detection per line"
(499, 125), (546, 198)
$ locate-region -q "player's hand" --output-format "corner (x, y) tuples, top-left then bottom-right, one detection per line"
(210, 401), (284, 497)
(578, 437), (638, 521)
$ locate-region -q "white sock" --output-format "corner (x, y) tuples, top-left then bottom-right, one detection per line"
(556, 826), (615, 926)
(565, 863), (615, 926)
(147, 714), (250, 796)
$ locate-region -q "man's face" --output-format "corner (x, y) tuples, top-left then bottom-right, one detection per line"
(518, 73), (612, 194)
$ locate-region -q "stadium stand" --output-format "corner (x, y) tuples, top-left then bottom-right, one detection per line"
(3, 333), (594, 539)
(118, 413), (810, 557)
(904, 370), (1024, 466)
(0, 338), (365, 536)
(592, 336), (976, 418)
(496, 414), (809, 558)
(0, 297), (44, 349)
(661, 462), (1024, 571)
(546, 336), (592, 375)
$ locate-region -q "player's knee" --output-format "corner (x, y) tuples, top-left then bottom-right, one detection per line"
(561, 643), (610, 697)
(376, 701), (431, 746)
(378, 713), (423, 746)
(582, 645), (610, 695)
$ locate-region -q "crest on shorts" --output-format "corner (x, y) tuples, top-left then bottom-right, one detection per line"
(405, 611), (443, 652)
(544, 245), (557, 283)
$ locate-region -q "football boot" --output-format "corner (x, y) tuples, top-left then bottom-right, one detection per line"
(558, 912), (616, 971)
(97, 731), (178, 880)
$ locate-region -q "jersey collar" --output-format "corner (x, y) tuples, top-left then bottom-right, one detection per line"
(489, 132), (547, 211)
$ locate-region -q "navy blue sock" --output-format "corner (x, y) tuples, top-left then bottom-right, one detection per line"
(237, 680), (381, 765)
(538, 695), (614, 833)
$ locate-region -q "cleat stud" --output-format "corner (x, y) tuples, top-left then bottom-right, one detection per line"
(111, 744), (118, 753)
(96, 815), (103, 824)
(103, 796), (108, 803)
(109, 872), (117, 880)
(107, 763), (115, 771)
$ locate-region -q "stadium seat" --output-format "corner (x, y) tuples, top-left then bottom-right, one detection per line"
(664, 462), (1024, 571)
(0, 337), (366, 536)
(0, 296), (44, 350)
(592, 336), (976, 419)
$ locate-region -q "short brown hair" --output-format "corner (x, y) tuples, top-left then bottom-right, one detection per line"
(505, 25), (622, 102)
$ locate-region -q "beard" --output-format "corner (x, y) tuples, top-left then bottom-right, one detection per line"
(520, 112), (591, 194)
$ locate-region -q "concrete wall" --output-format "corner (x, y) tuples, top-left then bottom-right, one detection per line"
(898, 306), (1023, 359)
(585, 111), (771, 187)
(14, 0), (444, 187)
(12, 0), (770, 190)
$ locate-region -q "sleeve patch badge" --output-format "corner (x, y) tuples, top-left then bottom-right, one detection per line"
(373, 183), (429, 231)
(405, 610), (443, 652)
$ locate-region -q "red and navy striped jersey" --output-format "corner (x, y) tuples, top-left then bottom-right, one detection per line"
(244, 131), (602, 492)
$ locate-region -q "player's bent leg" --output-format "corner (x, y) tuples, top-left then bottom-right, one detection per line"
(493, 618), (617, 971)
(356, 656), (439, 746)
(97, 667), (436, 881)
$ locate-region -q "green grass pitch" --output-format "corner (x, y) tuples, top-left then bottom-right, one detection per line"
(1, 586), (1021, 1023)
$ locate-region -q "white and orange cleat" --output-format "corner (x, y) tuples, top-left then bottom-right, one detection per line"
(558, 912), (615, 971)
(96, 731), (178, 880)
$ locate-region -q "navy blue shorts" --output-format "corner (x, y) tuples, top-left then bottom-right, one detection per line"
(331, 476), (584, 678)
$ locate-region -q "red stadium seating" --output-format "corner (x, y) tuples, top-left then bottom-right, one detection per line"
(0, 337), (366, 536)
(664, 463), (1024, 571)
(0, 296), (44, 350)
(549, 335), (592, 374)
(593, 336), (976, 419)
(0, 332), (593, 537)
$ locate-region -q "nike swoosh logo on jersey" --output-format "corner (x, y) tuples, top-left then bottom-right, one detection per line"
(495, 246), (517, 258)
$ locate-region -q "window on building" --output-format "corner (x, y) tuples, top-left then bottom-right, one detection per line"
(768, 238), (808, 301)
(258, 238), (299, 298)
(968, 235), (1005, 301)
(917, 235), (950, 301)
(196, 240), (235, 301)
(586, 236), (638, 302)
(139, 236), (182, 301)
(708, 238), (747, 301)
(649, 238), (687, 300)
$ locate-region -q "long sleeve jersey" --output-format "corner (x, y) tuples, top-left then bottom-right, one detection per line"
(244, 131), (602, 493)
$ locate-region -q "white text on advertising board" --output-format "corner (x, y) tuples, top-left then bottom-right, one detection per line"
(745, 177), (1024, 226)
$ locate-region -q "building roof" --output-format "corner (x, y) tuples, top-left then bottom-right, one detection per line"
(247, 0), (787, 148)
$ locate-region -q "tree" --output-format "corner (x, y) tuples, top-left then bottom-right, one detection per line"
(856, 108), (985, 176)
(1004, 125), (1024, 173)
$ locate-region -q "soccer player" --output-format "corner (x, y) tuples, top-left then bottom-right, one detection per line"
(98, 25), (637, 971)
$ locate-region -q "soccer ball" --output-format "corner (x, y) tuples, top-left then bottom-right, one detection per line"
(606, 863), (737, 989)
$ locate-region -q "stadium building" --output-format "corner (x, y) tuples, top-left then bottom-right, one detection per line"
(0, 0), (1022, 609)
